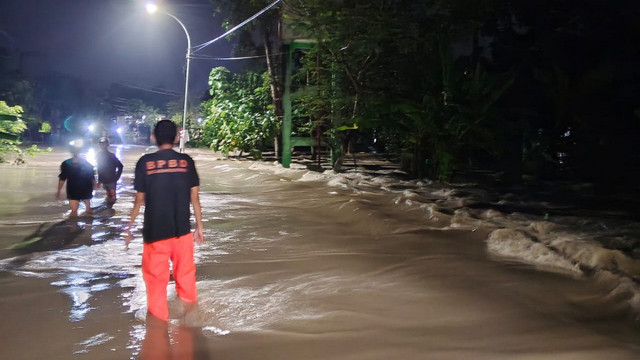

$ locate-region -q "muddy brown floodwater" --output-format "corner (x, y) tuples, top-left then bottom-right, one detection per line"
(1, 146), (639, 359)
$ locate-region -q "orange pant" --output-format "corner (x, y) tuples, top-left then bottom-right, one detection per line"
(142, 233), (197, 321)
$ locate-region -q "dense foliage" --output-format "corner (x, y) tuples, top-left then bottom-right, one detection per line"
(0, 101), (39, 163)
(197, 67), (277, 156)
(123, 99), (160, 126)
(268, 0), (640, 187)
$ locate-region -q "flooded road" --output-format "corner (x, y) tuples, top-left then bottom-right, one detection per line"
(1, 146), (639, 359)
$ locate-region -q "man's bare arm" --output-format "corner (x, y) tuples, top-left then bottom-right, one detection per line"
(56, 179), (65, 200)
(125, 192), (145, 249)
(190, 186), (205, 244)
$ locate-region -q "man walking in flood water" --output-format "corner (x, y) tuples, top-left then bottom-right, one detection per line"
(96, 137), (123, 208)
(56, 143), (96, 217)
(126, 119), (205, 322)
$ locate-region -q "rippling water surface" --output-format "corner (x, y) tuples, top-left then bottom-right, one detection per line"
(0, 146), (639, 359)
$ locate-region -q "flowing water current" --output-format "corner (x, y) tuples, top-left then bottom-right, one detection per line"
(0, 146), (639, 359)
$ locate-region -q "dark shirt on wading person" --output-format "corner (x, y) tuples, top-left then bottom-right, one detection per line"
(96, 149), (123, 184)
(134, 149), (199, 243)
(59, 158), (95, 200)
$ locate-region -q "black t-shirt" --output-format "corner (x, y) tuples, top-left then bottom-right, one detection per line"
(134, 149), (199, 243)
(59, 157), (94, 200)
(96, 150), (123, 184)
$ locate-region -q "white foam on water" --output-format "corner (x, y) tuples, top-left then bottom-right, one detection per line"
(402, 189), (419, 198)
(0, 239), (142, 275)
(481, 208), (504, 220)
(248, 162), (307, 179)
(73, 333), (115, 354)
(202, 326), (230, 336)
(187, 160), (640, 320)
(327, 176), (349, 188)
(239, 160), (639, 284)
(194, 270), (418, 333)
(486, 228), (581, 275)
(298, 171), (328, 182)
(213, 164), (236, 172)
(486, 219), (640, 317)
(431, 188), (456, 197)
(450, 210), (484, 229)
(194, 276), (322, 332)
(419, 203), (448, 223)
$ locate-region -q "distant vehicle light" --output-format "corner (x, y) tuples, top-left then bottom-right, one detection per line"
(146, 3), (158, 14)
(88, 124), (95, 132)
(69, 139), (84, 148)
(117, 127), (123, 134)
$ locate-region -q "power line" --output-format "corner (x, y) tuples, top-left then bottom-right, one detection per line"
(113, 83), (182, 97)
(191, 0), (282, 53)
(190, 52), (286, 61)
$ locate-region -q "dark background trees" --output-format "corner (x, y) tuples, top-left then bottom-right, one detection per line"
(265, 0), (640, 192)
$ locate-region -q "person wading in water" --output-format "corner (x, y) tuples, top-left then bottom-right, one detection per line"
(56, 143), (96, 217)
(96, 136), (123, 208)
(126, 120), (205, 323)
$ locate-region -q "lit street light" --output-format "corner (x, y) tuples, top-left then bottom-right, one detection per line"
(146, 3), (191, 153)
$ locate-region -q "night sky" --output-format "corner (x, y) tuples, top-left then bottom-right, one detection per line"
(0, 0), (234, 93)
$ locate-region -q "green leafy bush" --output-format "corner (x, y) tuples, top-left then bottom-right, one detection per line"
(199, 68), (277, 156)
(0, 101), (49, 164)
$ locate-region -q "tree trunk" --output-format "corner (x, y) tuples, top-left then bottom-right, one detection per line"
(263, 31), (283, 159)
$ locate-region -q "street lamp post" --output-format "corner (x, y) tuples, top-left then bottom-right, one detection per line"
(146, 3), (190, 153)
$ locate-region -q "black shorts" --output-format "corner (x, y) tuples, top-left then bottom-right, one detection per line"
(67, 187), (93, 201)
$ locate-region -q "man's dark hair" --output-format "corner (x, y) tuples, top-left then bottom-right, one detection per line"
(154, 120), (177, 146)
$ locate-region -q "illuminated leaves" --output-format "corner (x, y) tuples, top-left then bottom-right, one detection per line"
(200, 67), (277, 156)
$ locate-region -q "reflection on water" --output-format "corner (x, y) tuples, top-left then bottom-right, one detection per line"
(137, 313), (210, 360)
(0, 147), (639, 359)
(52, 273), (113, 321)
